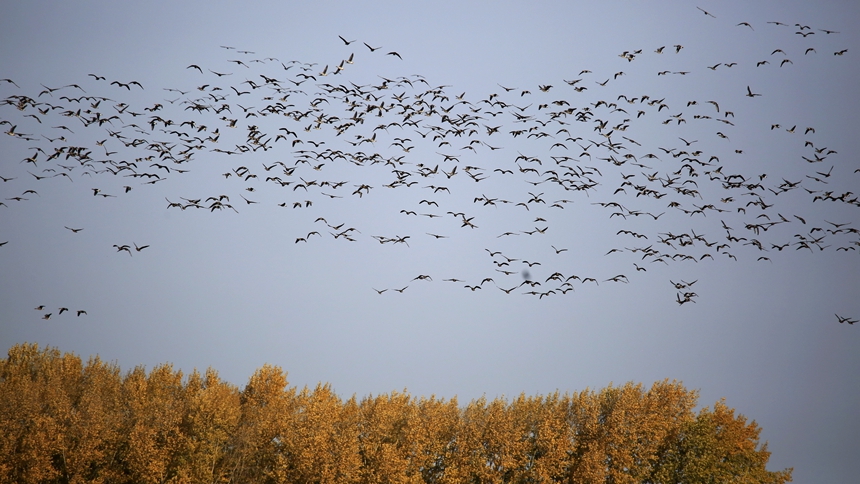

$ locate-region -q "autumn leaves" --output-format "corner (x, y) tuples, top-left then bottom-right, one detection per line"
(0, 343), (791, 483)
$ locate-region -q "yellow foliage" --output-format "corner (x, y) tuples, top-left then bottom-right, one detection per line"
(0, 345), (792, 484)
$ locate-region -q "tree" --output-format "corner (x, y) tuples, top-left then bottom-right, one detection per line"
(231, 364), (295, 483)
(648, 398), (793, 483)
(0, 344), (64, 483)
(115, 363), (188, 484)
(180, 367), (241, 484)
(356, 390), (414, 484)
(404, 395), (460, 484)
(0, 345), (792, 483)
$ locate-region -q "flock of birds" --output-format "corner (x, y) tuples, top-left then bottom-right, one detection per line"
(1, 7), (857, 325)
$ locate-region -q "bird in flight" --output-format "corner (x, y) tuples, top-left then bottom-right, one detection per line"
(836, 314), (857, 325)
(696, 6), (716, 17)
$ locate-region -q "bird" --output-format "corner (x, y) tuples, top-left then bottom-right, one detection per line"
(746, 86), (762, 97)
(65, 226), (83, 233)
(696, 6), (716, 17)
(835, 314), (856, 324)
(338, 35), (356, 45)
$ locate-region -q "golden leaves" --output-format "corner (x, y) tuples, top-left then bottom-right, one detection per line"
(0, 345), (792, 484)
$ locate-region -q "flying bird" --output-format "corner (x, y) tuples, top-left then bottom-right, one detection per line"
(746, 86), (762, 97)
(696, 6), (716, 17)
(836, 314), (857, 325)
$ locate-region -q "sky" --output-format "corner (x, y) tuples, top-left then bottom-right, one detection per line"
(1, 1), (858, 481)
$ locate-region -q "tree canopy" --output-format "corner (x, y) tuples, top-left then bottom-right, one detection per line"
(0, 343), (791, 483)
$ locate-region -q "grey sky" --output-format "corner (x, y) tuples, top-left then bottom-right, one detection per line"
(1, 1), (858, 481)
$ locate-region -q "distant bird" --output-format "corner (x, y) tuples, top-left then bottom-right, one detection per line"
(65, 226), (83, 233)
(387, 51), (403, 60)
(746, 86), (762, 97)
(836, 314), (856, 325)
(696, 6), (716, 17)
(338, 35), (356, 45)
(110, 80), (143, 90)
(76, 310), (87, 317)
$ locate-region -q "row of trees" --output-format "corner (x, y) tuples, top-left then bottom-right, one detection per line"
(0, 343), (791, 483)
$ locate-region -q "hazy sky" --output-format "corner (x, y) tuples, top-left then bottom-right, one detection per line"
(1, 1), (858, 481)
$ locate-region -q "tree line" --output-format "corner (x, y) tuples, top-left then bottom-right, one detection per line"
(0, 343), (791, 483)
